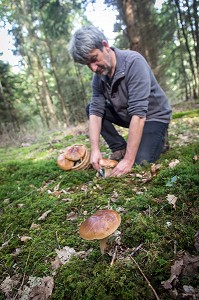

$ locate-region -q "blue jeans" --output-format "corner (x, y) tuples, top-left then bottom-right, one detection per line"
(86, 102), (169, 164)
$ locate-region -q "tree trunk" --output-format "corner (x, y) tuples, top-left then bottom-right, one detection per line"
(115, 0), (158, 70)
(174, 0), (198, 99)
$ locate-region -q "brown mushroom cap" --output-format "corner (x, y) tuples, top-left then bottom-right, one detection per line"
(71, 149), (91, 170)
(64, 145), (86, 161)
(99, 158), (118, 169)
(57, 153), (74, 170)
(79, 209), (121, 240)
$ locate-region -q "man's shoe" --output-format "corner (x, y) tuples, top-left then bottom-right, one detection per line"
(110, 148), (126, 161)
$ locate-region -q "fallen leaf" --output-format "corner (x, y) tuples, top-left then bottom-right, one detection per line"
(55, 246), (76, 264)
(29, 276), (54, 300)
(17, 276), (54, 300)
(30, 223), (41, 230)
(10, 248), (22, 257)
(38, 210), (52, 221)
(111, 190), (119, 202)
(150, 163), (161, 175)
(47, 190), (62, 197)
(182, 285), (199, 299)
(0, 275), (21, 295)
(169, 159), (180, 168)
(194, 230), (199, 252)
(166, 194), (178, 210)
(51, 256), (62, 271)
(3, 198), (10, 203)
(51, 246), (92, 270)
(20, 236), (32, 242)
(162, 251), (199, 290)
(66, 211), (78, 220)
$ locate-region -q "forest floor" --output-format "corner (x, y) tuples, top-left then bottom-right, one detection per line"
(0, 101), (199, 300)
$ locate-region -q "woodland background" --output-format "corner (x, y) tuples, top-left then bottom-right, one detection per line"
(0, 0), (198, 136)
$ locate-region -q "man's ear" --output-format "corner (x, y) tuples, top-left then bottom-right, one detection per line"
(102, 40), (109, 47)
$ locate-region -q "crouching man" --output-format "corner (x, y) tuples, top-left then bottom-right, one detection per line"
(68, 26), (172, 177)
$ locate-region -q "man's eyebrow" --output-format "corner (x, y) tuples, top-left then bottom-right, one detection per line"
(90, 55), (97, 60)
(86, 55), (98, 64)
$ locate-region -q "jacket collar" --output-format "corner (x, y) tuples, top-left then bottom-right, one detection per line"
(100, 47), (126, 83)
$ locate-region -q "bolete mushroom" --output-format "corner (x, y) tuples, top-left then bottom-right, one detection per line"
(99, 158), (118, 177)
(57, 153), (74, 170)
(71, 148), (91, 170)
(79, 209), (121, 254)
(64, 144), (86, 161)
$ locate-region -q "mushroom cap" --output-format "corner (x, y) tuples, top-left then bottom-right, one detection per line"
(64, 145), (86, 161)
(71, 149), (91, 170)
(79, 209), (121, 240)
(99, 158), (118, 169)
(57, 153), (74, 170)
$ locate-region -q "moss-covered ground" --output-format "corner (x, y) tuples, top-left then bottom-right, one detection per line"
(0, 107), (199, 300)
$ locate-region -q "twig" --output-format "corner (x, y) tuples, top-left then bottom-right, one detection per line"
(129, 255), (160, 300)
(130, 243), (143, 256)
(56, 231), (61, 250)
(110, 245), (118, 266)
(174, 240), (177, 255)
(13, 250), (31, 300)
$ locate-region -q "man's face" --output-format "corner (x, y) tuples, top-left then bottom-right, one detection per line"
(86, 45), (114, 77)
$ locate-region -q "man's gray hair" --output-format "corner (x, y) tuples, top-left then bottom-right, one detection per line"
(68, 26), (108, 64)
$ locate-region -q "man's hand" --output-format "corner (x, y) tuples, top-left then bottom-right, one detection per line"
(90, 150), (102, 172)
(108, 158), (133, 177)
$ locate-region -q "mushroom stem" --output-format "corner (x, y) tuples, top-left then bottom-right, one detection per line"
(99, 237), (109, 254)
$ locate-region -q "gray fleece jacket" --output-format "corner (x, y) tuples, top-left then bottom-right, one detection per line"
(89, 47), (172, 124)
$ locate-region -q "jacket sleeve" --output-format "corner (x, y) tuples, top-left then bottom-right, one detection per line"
(126, 57), (151, 117)
(89, 75), (106, 118)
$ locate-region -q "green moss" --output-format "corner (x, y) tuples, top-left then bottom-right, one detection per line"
(172, 109), (199, 119)
(0, 109), (199, 299)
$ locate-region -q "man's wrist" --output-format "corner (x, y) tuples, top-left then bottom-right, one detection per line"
(123, 155), (135, 166)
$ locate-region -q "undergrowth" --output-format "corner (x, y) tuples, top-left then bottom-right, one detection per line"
(0, 109), (199, 300)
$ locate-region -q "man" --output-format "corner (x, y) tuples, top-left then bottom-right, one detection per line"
(68, 26), (172, 177)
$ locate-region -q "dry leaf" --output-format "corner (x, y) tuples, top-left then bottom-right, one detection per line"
(0, 275), (20, 295)
(169, 159), (180, 168)
(30, 223), (41, 230)
(38, 210), (52, 221)
(17, 276), (54, 300)
(51, 256), (62, 271)
(55, 246), (76, 264)
(3, 198), (10, 203)
(51, 246), (92, 271)
(66, 211), (78, 220)
(111, 190), (119, 202)
(194, 230), (199, 252)
(166, 194), (178, 210)
(162, 251), (199, 290)
(151, 163), (161, 175)
(10, 248), (22, 257)
(29, 276), (54, 300)
(20, 236), (32, 242)
(47, 190), (62, 197)
(182, 285), (199, 298)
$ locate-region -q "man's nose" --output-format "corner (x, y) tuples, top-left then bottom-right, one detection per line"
(88, 63), (98, 72)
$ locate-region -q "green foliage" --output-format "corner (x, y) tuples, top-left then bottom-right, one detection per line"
(172, 109), (199, 119)
(0, 108), (199, 299)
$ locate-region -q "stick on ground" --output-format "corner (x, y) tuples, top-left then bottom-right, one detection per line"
(130, 255), (160, 300)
